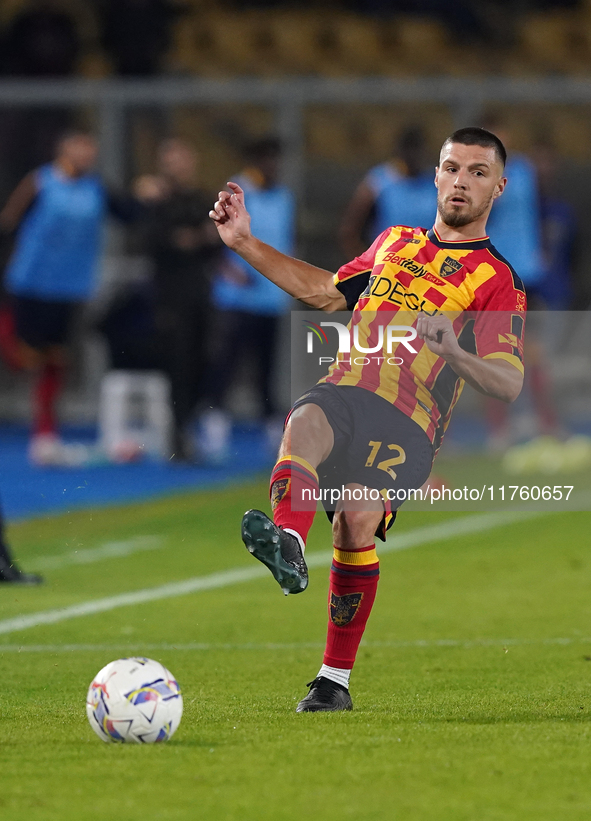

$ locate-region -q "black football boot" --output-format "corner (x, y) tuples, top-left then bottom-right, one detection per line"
(241, 509), (308, 595)
(296, 677), (353, 712)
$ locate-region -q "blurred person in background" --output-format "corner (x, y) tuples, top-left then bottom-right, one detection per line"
(137, 138), (221, 461)
(483, 114), (543, 293)
(530, 137), (577, 310)
(203, 137), (296, 463)
(483, 114), (559, 448)
(0, 130), (139, 466)
(339, 125), (436, 260)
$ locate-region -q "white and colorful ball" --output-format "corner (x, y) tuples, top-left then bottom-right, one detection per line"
(86, 657), (183, 744)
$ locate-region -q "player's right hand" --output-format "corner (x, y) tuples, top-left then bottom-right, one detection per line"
(209, 182), (252, 250)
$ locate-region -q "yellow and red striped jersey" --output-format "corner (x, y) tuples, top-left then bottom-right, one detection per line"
(321, 225), (526, 451)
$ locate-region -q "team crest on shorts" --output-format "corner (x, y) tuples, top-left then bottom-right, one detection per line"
(440, 256), (463, 277)
(329, 591), (364, 626)
(271, 478), (290, 510)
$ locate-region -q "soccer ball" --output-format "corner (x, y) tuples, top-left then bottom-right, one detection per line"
(86, 657), (183, 743)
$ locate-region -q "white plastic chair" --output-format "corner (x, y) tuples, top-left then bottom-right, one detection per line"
(98, 371), (172, 460)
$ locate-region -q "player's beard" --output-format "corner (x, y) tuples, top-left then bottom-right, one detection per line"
(437, 191), (493, 229)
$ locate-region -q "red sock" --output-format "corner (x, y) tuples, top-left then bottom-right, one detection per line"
(0, 303), (24, 371)
(269, 455), (319, 547)
(323, 545), (380, 669)
(34, 363), (63, 436)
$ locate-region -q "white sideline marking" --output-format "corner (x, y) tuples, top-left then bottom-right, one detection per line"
(33, 536), (164, 571)
(0, 510), (545, 637)
(0, 636), (587, 654)
(0, 567), (268, 636)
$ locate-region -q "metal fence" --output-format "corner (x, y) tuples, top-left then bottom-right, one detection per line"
(2, 75), (591, 194)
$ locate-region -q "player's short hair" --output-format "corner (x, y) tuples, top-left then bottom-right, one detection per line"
(442, 127), (507, 168)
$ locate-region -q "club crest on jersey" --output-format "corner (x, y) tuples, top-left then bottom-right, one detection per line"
(440, 256), (463, 277)
(329, 591), (364, 626)
(271, 478), (290, 510)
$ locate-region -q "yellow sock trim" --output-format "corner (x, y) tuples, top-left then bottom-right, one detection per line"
(274, 454), (319, 481)
(333, 547), (379, 566)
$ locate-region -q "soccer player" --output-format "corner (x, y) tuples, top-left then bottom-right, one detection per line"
(0, 129), (139, 465)
(209, 128), (526, 712)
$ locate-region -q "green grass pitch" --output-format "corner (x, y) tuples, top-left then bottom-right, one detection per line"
(1, 480), (591, 820)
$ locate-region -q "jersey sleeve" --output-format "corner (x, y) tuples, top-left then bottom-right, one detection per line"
(334, 228), (390, 310)
(472, 261), (527, 375)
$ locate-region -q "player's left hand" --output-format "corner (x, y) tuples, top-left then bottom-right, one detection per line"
(416, 314), (461, 359)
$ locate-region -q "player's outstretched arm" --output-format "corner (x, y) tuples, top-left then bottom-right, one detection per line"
(417, 314), (524, 403)
(209, 182), (346, 311)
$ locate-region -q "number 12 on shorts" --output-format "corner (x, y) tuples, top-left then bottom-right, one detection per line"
(365, 441), (406, 480)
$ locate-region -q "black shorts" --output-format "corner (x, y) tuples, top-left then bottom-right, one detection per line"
(291, 383), (434, 540)
(13, 296), (79, 351)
